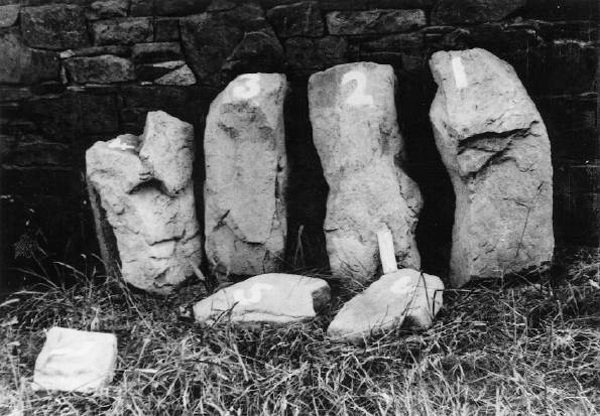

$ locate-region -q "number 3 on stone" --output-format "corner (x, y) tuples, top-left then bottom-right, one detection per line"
(232, 74), (261, 100)
(341, 70), (374, 107)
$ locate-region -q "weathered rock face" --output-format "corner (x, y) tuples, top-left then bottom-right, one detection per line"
(64, 55), (135, 84)
(204, 73), (288, 279)
(308, 62), (422, 281)
(33, 327), (117, 393)
(432, 0), (527, 25)
(0, 29), (60, 84)
(429, 48), (554, 287)
(193, 273), (330, 324)
(327, 269), (444, 344)
(180, 4), (284, 86)
(21, 4), (90, 50)
(86, 111), (202, 294)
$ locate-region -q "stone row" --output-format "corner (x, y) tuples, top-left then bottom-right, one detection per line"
(87, 50), (554, 294)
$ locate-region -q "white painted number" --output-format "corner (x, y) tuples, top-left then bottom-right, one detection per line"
(108, 138), (135, 151)
(341, 70), (374, 107)
(232, 74), (261, 100)
(451, 56), (468, 90)
(232, 283), (274, 305)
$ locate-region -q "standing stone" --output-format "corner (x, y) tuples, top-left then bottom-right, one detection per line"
(33, 327), (117, 393)
(429, 48), (554, 287)
(193, 273), (330, 324)
(86, 111), (202, 294)
(308, 62), (422, 281)
(204, 73), (287, 279)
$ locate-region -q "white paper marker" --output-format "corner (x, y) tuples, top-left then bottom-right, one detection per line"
(451, 56), (468, 89)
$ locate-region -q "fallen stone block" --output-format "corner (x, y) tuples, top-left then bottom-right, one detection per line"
(327, 269), (444, 344)
(86, 110), (203, 294)
(429, 48), (554, 287)
(33, 327), (117, 393)
(204, 73), (288, 280)
(193, 273), (330, 324)
(308, 62), (423, 282)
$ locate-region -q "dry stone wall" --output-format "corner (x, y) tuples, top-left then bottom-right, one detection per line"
(0, 0), (598, 290)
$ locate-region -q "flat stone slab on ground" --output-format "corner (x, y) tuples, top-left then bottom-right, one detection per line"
(193, 273), (330, 324)
(33, 327), (117, 393)
(327, 269), (444, 344)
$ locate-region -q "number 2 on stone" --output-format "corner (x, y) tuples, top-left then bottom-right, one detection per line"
(341, 70), (374, 107)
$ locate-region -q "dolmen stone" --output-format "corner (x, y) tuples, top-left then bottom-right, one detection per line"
(204, 73), (288, 280)
(193, 273), (330, 324)
(327, 269), (444, 344)
(429, 48), (554, 287)
(308, 62), (422, 282)
(86, 110), (203, 294)
(33, 327), (117, 393)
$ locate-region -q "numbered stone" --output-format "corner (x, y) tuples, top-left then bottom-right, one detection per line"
(33, 327), (117, 393)
(193, 273), (330, 324)
(429, 48), (554, 287)
(327, 269), (444, 344)
(308, 62), (422, 281)
(204, 73), (288, 279)
(86, 111), (203, 294)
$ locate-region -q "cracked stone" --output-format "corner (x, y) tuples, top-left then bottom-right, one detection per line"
(429, 48), (554, 287)
(86, 111), (203, 294)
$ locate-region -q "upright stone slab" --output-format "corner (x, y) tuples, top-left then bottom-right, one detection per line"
(429, 48), (554, 287)
(308, 62), (422, 281)
(86, 111), (202, 294)
(204, 73), (288, 279)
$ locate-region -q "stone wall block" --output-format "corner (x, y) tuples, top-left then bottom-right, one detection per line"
(92, 17), (153, 45)
(86, 0), (128, 20)
(0, 29), (60, 84)
(86, 110), (203, 294)
(204, 73), (288, 279)
(285, 36), (348, 70)
(21, 4), (90, 49)
(0, 4), (19, 28)
(64, 55), (136, 84)
(429, 48), (554, 287)
(266, 1), (324, 38)
(432, 0), (527, 25)
(308, 62), (423, 281)
(327, 9), (426, 35)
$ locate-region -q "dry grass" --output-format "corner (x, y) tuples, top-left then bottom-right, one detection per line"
(0, 248), (599, 415)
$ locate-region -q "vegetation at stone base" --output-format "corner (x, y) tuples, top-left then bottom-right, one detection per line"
(0, 249), (598, 416)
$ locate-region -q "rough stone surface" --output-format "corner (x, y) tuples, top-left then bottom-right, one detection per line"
(86, 0), (128, 20)
(180, 4), (282, 86)
(155, 0), (210, 16)
(92, 17), (153, 45)
(327, 269), (444, 343)
(86, 110), (202, 294)
(204, 73), (288, 279)
(155, 18), (180, 41)
(33, 327), (117, 393)
(326, 9), (426, 35)
(21, 4), (90, 50)
(0, 4), (19, 27)
(308, 62), (422, 281)
(132, 42), (183, 64)
(285, 36), (348, 70)
(154, 64), (196, 85)
(429, 48), (554, 287)
(193, 273), (330, 324)
(0, 30), (60, 84)
(266, 1), (324, 38)
(64, 55), (135, 84)
(432, 0), (527, 25)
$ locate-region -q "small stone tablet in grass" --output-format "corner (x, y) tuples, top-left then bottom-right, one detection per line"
(33, 327), (117, 393)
